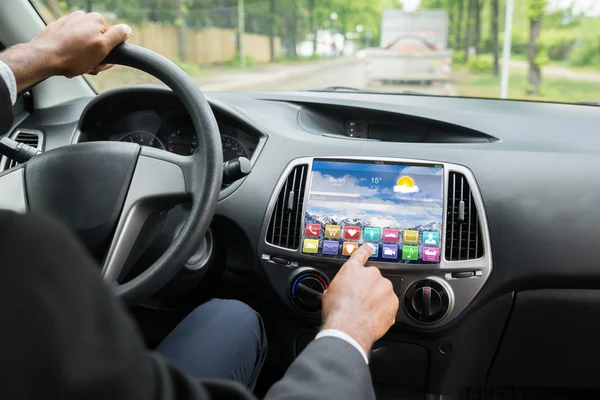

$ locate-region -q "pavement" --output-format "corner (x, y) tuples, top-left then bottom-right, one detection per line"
(196, 56), (456, 96)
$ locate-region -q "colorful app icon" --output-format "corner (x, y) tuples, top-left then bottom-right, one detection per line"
(402, 245), (419, 261)
(342, 242), (359, 256)
(382, 228), (399, 243)
(305, 223), (321, 238)
(423, 231), (439, 247)
(381, 244), (398, 259)
(343, 226), (361, 240)
(363, 227), (381, 242)
(302, 239), (319, 254)
(369, 244), (380, 259)
(322, 240), (339, 255)
(403, 230), (419, 244)
(324, 225), (341, 239)
(422, 247), (440, 262)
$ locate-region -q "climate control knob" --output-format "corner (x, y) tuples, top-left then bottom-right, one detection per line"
(289, 267), (330, 312)
(405, 278), (451, 324)
(411, 286), (442, 317)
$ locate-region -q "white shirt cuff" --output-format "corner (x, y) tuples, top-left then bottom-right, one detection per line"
(315, 329), (369, 364)
(0, 61), (17, 105)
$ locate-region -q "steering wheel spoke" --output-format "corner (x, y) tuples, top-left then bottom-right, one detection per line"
(0, 167), (27, 213)
(101, 148), (191, 283)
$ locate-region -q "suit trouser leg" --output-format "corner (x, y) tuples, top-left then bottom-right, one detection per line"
(156, 298), (268, 390)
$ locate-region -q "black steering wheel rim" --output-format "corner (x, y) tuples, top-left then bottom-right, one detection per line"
(103, 43), (223, 302)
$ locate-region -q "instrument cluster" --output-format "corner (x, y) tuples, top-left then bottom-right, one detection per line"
(112, 111), (258, 162)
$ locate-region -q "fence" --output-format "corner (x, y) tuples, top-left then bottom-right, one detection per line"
(35, 2), (283, 65)
(35, 1), (346, 62)
(126, 23), (282, 65)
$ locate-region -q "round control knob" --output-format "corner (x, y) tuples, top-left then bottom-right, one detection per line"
(289, 267), (330, 312)
(405, 278), (451, 324)
(411, 286), (442, 317)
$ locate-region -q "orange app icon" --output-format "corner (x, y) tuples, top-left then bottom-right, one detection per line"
(342, 242), (359, 256)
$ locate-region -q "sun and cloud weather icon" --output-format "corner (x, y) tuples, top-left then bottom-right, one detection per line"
(393, 176), (419, 194)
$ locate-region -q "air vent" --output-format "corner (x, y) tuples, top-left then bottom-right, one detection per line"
(445, 172), (484, 261)
(266, 164), (308, 249)
(2, 130), (42, 171)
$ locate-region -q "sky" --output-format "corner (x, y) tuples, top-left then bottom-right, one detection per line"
(402, 0), (600, 16)
(305, 161), (444, 228)
(309, 161), (443, 202)
(548, 0), (600, 16)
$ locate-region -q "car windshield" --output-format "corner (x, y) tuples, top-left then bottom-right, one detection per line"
(31, 0), (600, 104)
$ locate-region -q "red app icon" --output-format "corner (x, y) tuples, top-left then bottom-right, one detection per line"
(344, 226), (361, 240)
(383, 228), (399, 243)
(305, 224), (321, 237)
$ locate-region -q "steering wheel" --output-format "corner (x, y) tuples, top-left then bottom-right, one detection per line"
(0, 43), (223, 303)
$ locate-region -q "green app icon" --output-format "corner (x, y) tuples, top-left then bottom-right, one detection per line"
(402, 245), (419, 261)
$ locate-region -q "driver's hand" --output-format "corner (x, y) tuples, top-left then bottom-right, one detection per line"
(321, 243), (399, 357)
(31, 10), (132, 77)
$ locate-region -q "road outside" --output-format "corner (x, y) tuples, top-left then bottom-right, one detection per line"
(195, 57), (457, 95)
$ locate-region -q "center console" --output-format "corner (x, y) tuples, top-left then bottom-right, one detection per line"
(258, 156), (491, 328)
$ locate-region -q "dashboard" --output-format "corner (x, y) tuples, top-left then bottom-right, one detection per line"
(8, 85), (600, 398)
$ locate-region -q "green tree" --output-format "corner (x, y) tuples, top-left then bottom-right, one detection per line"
(269, 0), (276, 61)
(474, 0), (481, 53)
(491, 0), (500, 75)
(464, 0), (474, 62)
(527, 0), (547, 95)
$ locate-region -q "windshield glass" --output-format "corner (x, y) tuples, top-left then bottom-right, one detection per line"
(31, 0), (600, 104)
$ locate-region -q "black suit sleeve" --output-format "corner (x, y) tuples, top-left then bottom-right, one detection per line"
(0, 211), (372, 400)
(0, 74), (14, 135)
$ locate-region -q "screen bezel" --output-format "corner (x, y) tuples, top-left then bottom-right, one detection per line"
(300, 158), (445, 266)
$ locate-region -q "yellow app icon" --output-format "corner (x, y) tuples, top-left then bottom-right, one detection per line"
(325, 225), (341, 239)
(302, 239), (319, 254)
(403, 230), (419, 244)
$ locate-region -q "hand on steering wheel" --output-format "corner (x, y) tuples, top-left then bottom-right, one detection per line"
(0, 43), (223, 303)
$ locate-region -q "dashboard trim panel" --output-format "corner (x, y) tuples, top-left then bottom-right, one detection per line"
(258, 156), (492, 329)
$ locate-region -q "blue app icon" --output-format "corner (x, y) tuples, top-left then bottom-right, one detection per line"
(369, 244), (380, 259)
(423, 231), (439, 247)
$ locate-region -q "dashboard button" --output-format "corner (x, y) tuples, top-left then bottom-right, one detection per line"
(451, 271), (475, 279)
(271, 256), (290, 265)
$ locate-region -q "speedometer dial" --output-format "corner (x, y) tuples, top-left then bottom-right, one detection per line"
(221, 136), (248, 162)
(121, 131), (164, 149)
(167, 127), (199, 155)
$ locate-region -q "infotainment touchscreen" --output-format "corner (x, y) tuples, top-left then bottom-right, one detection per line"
(301, 159), (444, 264)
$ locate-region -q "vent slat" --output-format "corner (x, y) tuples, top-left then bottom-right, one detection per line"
(266, 164), (308, 249)
(458, 175), (464, 259)
(450, 173), (456, 260)
(467, 188), (472, 257)
(291, 166), (305, 247)
(279, 177), (289, 248)
(445, 172), (483, 261)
